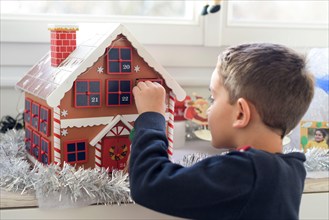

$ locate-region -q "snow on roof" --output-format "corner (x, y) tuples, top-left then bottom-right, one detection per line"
(89, 115), (133, 146)
(16, 23), (186, 107)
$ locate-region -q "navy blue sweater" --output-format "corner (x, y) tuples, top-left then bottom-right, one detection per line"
(129, 112), (306, 220)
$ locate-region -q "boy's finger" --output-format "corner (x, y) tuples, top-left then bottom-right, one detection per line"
(144, 81), (155, 87)
(153, 81), (163, 88)
(136, 81), (147, 90)
(132, 86), (141, 95)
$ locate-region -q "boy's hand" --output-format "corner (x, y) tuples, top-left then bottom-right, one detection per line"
(132, 81), (166, 116)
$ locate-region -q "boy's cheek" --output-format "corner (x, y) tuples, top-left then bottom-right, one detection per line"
(206, 109), (213, 127)
(206, 106), (212, 116)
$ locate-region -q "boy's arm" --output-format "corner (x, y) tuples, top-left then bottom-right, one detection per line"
(129, 112), (254, 219)
(130, 81), (254, 219)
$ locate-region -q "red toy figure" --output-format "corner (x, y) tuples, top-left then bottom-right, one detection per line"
(184, 95), (209, 126)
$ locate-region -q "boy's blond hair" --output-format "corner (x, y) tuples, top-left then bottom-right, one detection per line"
(218, 43), (314, 137)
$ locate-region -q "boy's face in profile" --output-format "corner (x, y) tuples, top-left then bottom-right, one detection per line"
(208, 68), (236, 148)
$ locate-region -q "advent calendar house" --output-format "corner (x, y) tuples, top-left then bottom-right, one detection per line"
(16, 23), (186, 171)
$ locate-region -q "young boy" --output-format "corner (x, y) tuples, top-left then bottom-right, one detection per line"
(129, 43), (314, 220)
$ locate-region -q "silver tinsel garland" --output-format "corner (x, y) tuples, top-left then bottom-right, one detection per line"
(1, 129), (328, 208)
(304, 147), (329, 172)
(0, 130), (132, 208)
(179, 145), (329, 172)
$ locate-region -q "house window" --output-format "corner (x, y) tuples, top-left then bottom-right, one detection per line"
(136, 78), (163, 85)
(64, 140), (87, 164)
(25, 127), (32, 154)
(107, 47), (132, 74)
(106, 80), (131, 106)
(40, 106), (50, 136)
(31, 102), (40, 130)
(41, 138), (50, 165)
(32, 132), (41, 160)
(75, 80), (101, 108)
(24, 99), (32, 124)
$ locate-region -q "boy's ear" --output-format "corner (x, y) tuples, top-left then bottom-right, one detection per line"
(233, 98), (251, 128)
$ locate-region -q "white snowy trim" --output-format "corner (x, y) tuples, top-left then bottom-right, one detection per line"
(90, 115), (133, 146)
(61, 113), (169, 129)
(48, 24), (79, 30)
(61, 116), (115, 128)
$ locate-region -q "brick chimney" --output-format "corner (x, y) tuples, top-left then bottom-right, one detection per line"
(48, 24), (79, 67)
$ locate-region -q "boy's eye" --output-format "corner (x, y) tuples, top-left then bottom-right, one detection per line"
(208, 96), (214, 104)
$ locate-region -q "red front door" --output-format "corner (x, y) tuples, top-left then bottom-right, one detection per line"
(102, 136), (130, 171)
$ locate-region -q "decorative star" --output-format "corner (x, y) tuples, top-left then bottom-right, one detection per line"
(134, 65), (140, 72)
(61, 109), (68, 117)
(97, 66), (104, 74)
(61, 129), (68, 136)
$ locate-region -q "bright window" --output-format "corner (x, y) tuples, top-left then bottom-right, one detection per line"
(228, 1), (328, 28)
(106, 80), (132, 106)
(220, 1), (328, 47)
(0, 1), (203, 46)
(64, 140), (88, 164)
(75, 80), (101, 108)
(0, 1), (192, 20)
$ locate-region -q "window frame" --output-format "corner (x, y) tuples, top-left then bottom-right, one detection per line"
(31, 102), (40, 130)
(41, 137), (51, 165)
(107, 47), (133, 74)
(24, 98), (32, 125)
(32, 131), (41, 161)
(25, 126), (32, 154)
(106, 79), (132, 107)
(64, 140), (88, 164)
(74, 79), (102, 108)
(136, 78), (163, 85)
(39, 106), (50, 136)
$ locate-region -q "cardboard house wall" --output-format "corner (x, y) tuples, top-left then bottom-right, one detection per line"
(16, 24), (186, 171)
